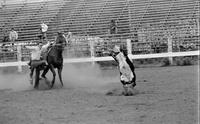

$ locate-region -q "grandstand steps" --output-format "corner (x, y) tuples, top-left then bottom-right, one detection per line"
(0, 0), (64, 41)
(46, 0), (130, 38)
(47, 0), (78, 39)
(0, 0), (199, 43)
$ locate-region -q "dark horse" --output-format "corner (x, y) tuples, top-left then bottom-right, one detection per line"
(34, 32), (67, 89)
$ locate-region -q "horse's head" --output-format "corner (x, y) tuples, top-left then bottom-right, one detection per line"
(55, 32), (67, 48)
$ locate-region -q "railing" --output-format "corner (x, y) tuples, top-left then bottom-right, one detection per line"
(0, 0), (199, 72)
(0, 37), (199, 72)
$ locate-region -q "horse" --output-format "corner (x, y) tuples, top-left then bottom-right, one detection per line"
(36, 32), (67, 89)
(110, 45), (136, 96)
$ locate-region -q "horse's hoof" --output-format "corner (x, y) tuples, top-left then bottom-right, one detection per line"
(132, 82), (136, 88)
(34, 86), (39, 89)
(29, 79), (33, 85)
(40, 77), (45, 80)
(49, 85), (53, 89)
(45, 80), (51, 88)
(122, 92), (128, 96)
(41, 75), (47, 79)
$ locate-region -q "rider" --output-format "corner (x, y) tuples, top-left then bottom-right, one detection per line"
(25, 41), (50, 84)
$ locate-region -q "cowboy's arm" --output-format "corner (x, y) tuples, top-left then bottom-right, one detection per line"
(25, 46), (38, 50)
(41, 41), (50, 51)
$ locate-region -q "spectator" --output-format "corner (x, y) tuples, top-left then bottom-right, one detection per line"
(0, 0), (6, 8)
(9, 28), (18, 45)
(2, 32), (9, 43)
(109, 19), (117, 34)
(40, 21), (48, 41)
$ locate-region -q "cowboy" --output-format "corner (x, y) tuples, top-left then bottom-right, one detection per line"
(25, 41), (50, 84)
(9, 28), (18, 45)
(111, 45), (136, 93)
(2, 33), (9, 43)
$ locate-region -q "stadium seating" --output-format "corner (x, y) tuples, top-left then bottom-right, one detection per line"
(0, 0), (64, 42)
(0, 0), (199, 51)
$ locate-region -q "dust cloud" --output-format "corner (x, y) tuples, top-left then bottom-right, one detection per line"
(60, 63), (119, 92)
(0, 69), (32, 91)
(0, 63), (119, 92)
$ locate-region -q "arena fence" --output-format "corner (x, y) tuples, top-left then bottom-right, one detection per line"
(0, 38), (199, 72)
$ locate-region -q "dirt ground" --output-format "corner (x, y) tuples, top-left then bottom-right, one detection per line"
(0, 64), (198, 124)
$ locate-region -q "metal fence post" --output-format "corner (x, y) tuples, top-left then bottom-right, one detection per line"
(17, 45), (22, 72)
(89, 37), (95, 66)
(168, 36), (173, 65)
(126, 39), (132, 54)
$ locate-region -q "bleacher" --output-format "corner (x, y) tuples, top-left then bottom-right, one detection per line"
(0, 0), (199, 41)
(0, 0), (199, 62)
(0, 0), (64, 42)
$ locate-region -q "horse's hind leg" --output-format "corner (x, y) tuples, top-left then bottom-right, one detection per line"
(132, 73), (136, 88)
(41, 66), (49, 79)
(29, 68), (35, 85)
(57, 66), (64, 87)
(49, 64), (56, 88)
(34, 68), (40, 89)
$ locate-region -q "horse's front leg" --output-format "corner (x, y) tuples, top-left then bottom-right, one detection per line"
(49, 64), (56, 89)
(29, 67), (35, 85)
(57, 66), (64, 87)
(41, 65), (49, 79)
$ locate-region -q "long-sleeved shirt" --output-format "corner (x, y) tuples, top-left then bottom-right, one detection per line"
(9, 30), (18, 41)
(40, 23), (48, 32)
(26, 42), (50, 60)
